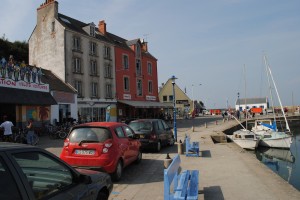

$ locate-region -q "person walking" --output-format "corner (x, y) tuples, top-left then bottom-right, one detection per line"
(0, 115), (14, 142)
(26, 119), (35, 145)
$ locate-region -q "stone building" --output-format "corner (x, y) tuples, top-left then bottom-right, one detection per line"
(29, 0), (116, 122)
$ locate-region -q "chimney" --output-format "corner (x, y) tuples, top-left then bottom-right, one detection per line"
(98, 20), (106, 35)
(141, 41), (148, 52)
(37, 0), (58, 21)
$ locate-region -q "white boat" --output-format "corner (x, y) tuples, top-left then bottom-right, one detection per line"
(229, 65), (259, 150)
(253, 56), (293, 149)
(228, 129), (259, 150)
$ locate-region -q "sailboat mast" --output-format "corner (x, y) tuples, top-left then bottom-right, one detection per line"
(264, 55), (290, 132)
(263, 55), (277, 127)
(244, 65), (248, 130)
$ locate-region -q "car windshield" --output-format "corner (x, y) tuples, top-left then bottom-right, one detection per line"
(69, 127), (112, 143)
(129, 122), (152, 131)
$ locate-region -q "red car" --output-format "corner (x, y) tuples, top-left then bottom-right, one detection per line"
(60, 122), (142, 181)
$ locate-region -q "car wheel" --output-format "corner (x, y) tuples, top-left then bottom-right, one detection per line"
(112, 160), (123, 181)
(96, 191), (109, 200)
(155, 141), (161, 152)
(134, 150), (142, 164)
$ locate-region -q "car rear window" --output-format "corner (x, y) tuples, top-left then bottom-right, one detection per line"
(69, 127), (112, 143)
(129, 121), (152, 131)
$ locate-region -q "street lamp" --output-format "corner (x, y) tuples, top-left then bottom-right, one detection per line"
(171, 75), (178, 142)
(237, 92), (240, 111)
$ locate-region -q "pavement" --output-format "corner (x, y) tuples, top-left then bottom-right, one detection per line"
(38, 118), (300, 200)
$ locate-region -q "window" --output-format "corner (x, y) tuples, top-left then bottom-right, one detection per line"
(51, 21), (55, 32)
(73, 36), (81, 50)
(157, 120), (164, 130)
(147, 62), (152, 75)
(123, 126), (134, 137)
(0, 157), (22, 200)
(124, 77), (129, 91)
(137, 79), (142, 96)
(90, 42), (96, 55)
(148, 81), (153, 93)
(90, 60), (97, 75)
(163, 96), (167, 102)
(73, 57), (81, 73)
(136, 44), (141, 58)
(161, 120), (170, 130)
(12, 151), (73, 200)
(91, 82), (98, 97)
(169, 95), (173, 102)
(105, 65), (112, 78)
(104, 46), (111, 59)
(136, 59), (141, 76)
(90, 26), (95, 37)
(74, 80), (82, 97)
(106, 84), (112, 98)
(123, 55), (129, 69)
(115, 127), (125, 138)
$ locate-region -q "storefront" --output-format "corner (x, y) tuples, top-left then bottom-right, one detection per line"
(0, 77), (57, 128)
(117, 100), (168, 122)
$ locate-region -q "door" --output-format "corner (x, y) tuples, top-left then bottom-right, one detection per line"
(123, 126), (139, 163)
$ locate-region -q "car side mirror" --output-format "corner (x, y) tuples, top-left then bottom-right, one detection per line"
(79, 174), (92, 184)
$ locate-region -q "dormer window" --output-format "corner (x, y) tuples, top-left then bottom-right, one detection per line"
(90, 25), (95, 37)
(136, 44), (141, 58)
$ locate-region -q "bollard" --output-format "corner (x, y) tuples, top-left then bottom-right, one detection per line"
(205, 122), (207, 128)
(177, 140), (184, 155)
(164, 153), (173, 169)
(192, 126), (194, 132)
(215, 120), (218, 125)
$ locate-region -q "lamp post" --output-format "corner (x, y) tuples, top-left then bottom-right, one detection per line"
(237, 92), (240, 111)
(237, 92), (240, 120)
(171, 75), (178, 142)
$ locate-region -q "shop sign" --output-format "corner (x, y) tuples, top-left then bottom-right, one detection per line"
(123, 94), (131, 100)
(0, 78), (49, 92)
(146, 95), (156, 101)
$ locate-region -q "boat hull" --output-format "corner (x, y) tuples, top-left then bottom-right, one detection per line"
(258, 135), (292, 149)
(228, 130), (259, 150)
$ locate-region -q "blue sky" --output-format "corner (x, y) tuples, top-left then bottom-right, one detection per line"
(1, 0), (300, 109)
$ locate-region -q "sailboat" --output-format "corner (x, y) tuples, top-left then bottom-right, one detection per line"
(227, 65), (259, 150)
(253, 55), (292, 149)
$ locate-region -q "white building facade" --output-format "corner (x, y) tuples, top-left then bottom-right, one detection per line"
(29, 0), (117, 122)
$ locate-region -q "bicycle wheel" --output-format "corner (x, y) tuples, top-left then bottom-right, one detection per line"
(58, 131), (67, 139)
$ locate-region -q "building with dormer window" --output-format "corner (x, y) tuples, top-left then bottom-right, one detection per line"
(29, 0), (163, 121)
(29, 0), (116, 122)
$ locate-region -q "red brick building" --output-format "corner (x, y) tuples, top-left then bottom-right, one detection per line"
(99, 21), (164, 121)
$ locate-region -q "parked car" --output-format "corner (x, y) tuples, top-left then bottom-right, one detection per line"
(60, 122), (142, 181)
(128, 119), (175, 152)
(0, 142), (113, 200)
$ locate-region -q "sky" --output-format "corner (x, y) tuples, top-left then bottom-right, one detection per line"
(1, 0), (300, 109)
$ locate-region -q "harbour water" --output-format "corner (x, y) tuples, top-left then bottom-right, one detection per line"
(255, 126), (300, 191)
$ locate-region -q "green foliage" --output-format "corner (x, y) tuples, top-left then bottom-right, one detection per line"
(0, 37), (28, 63)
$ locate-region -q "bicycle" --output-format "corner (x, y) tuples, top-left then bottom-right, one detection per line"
(14, 128), (39, 145)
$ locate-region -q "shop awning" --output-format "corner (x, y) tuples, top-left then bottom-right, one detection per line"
(118, 100), (172, 108)
(0, 87), (57, 105)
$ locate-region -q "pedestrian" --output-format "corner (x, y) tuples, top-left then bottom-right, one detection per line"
(26, 119), (35, 145)
(0, 115), (14, 142)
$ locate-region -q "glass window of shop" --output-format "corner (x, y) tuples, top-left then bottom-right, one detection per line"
(79, 107), (106, 122)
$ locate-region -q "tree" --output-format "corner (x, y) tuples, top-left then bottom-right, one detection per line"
(0, 37), (28, 63)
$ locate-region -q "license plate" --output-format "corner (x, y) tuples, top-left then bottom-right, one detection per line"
(139, 135), (145, 138)
(75, 149), (95, 155)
